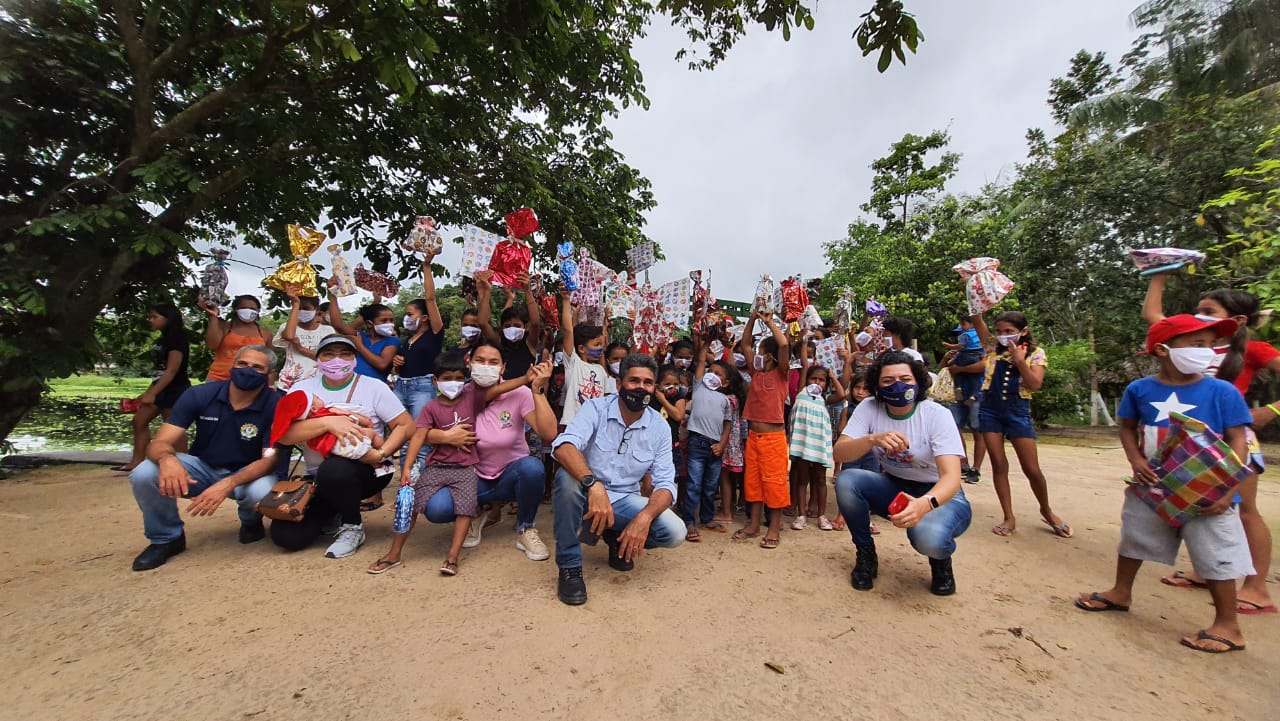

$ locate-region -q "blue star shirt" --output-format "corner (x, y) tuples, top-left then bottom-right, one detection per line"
(1117, 375), (1252, 459)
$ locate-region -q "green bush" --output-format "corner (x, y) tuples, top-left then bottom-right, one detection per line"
(1032, 339), (1097, 426)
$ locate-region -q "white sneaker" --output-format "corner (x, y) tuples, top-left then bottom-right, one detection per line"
(462, 520), (483, 548)
(325, 523), (366, 558)
(516, 527), (550, 561)
(791, 515), (806, 531)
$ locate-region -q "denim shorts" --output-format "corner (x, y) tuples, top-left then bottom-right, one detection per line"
(977, 401), (1037, 439)
(949, 398), (980, 430)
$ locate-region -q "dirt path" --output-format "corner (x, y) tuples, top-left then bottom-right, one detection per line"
(1, 442), (1277, 721)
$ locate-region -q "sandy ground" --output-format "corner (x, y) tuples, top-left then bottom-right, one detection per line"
(1, 441), (1278, 721)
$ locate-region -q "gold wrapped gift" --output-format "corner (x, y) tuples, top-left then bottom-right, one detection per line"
(263, 224), (326, 293)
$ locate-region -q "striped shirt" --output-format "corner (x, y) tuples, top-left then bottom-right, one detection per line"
(789, 393), (833, 467)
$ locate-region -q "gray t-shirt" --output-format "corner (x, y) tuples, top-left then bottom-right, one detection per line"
(841, 397), (964, 483)
(687, 379), (732, 441)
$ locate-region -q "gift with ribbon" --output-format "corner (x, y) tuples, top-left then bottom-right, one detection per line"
(487, 236), (532, 288)
(799, 304), (823, 332)
(1128, 247), (1206, 276)
(354, 264), (400, 298)
(834, 288), (853, 335)
(779, 275), (810, 322)
(327, 244), (358, 297)
(505, 208), (539, 240)
(198, 248), (232, 308)
(952, 257), (1014, 317)
(753, 274), (777, 315)
(264, 225), (326, 295)
(401, 216), (442, 256)
(603, 272), (637, 320)
(814, 336), (840, 372)
(631, 283), (667, 351)
(572, 248), (614, 320)
(558, 241), (579, 291)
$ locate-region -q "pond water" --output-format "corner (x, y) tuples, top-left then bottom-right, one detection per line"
(8, 397), (135, 453)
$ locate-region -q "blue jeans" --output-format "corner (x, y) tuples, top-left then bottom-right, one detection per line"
(130, 454), (277, 543)
(552, 468), (685, 569)
(683, 433), (723, 526)
(834, 469), (972, 558)
(423, 456), (544, 531)
(841, 451), (880, 474)
(393, 375), (435, 475)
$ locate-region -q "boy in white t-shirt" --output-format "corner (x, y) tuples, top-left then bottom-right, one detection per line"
(557, 290), (615, 426)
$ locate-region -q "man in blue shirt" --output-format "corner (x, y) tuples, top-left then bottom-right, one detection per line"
(552, 353), (686, 605)
(129, 345), (287, 571)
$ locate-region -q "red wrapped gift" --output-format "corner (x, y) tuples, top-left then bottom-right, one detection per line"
(487, 238), (532, 288)
(505, 208), (539, 240)
(539, 294), (560, 330)
(353, 264), (401, 298)
(779, 276), (810, 322)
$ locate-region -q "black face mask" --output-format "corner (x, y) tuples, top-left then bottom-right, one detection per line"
(620, 388), (650, 412)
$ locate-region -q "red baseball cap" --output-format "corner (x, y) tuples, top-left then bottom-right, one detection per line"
(1144, 314), (1237, 354)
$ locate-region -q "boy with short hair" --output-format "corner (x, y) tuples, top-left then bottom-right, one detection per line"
(558, 291), (614, 426)
(733, 309), (791, 549)
(1075, 315), (1254, 653)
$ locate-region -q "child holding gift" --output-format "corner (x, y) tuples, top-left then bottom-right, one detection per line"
(733, 309), (791, 549)
(1075, 315), (1254, 653)
(558, 290), (614, 426)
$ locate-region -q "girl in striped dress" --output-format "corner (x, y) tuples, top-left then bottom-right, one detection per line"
(789, 365), (835, 530)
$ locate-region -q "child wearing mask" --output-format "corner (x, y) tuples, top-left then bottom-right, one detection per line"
(789, 365), (836, 531)
(558, 290), (614, 426)
(733, 310), (791, 549)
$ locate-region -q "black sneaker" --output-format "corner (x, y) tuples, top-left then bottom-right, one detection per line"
(962, 468), (981, 485)
(851, 542), (878, 591)
(602, 529), (633, 571)
(557, 566), (588, 605)
(131, 533), (187, 571)
(929, 557), (956, 596)
(239, 519), (266, 544)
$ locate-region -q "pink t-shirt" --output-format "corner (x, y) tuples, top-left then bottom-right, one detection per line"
(474, 386), (536, 480)
(417, 383), (486, 466)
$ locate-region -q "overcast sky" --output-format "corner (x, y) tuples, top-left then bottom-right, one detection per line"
(216, 0), (1136, 310)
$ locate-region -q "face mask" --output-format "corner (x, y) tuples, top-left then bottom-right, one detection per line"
(1194, 313), (1221, 324)
(297, 310), (317, 324)
(753, 354), (766, 372)
(608, 361), (621, 375)
(806, 383), (824, 398)
(470, 364), (501, 387)
(437, 380), (465, 399)
(235, 308), (259, 323)
(585, 346), (604, 360)
(855, 331), (873, 347)
(403, 315), (420, 332)
(1163, 345), (1217, 375)
(678, 384), (690, 397)
(662, 385), (680, 398)
(733, 353), (747, 368)
(373, 323), (396, 337)
(554, 351), (565, 366)
(317, 357), (355, 381)
(230, 367), (269, 391)
(460, 325), (481, 341)
(620, 388), (650, 413)
(703, 374), (722, 391)
(997, 333), (1022, 348)
(503, 326), (526, 343)
(674, 358), (691, 368)
(877, 381), (918, 407)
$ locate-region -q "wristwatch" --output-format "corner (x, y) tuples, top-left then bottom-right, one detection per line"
(925, 494), (939, 510)
(579, 474), (597, 491)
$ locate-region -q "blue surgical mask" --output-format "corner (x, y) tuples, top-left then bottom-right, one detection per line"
(876, 380), (917, 407)
(230, 366), (269, 391)
(585, 347), (604, 360)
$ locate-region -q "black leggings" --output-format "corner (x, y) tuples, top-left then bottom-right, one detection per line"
(269, 456), (388, 551)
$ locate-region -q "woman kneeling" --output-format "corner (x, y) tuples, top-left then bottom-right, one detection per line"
(833, 350), (972, 595)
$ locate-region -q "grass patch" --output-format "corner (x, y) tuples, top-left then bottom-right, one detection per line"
(46, 375), (155, 399)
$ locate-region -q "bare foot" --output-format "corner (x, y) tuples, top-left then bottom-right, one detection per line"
(992, 521), (1016, 537)
(732, 526), (760, 540)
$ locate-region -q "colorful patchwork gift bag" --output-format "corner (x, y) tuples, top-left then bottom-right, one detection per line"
(1127, 411), (1252, 528)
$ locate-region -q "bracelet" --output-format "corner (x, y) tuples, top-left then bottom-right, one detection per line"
(1268, 402), (1280, 417)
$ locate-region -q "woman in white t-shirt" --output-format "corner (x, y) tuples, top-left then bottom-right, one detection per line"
(274, 293), (332, 391)
(833, 350), (972, 597)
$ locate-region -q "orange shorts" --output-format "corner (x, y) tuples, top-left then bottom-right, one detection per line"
(744, 430), (790, 509)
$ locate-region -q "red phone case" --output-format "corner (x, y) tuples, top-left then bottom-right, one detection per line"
(119, 398), (140, 414)
(888, 492), (910, 515)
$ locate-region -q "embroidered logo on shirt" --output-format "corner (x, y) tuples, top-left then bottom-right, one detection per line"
(240, 423), (259, 441)
(498, 410), (512, 427)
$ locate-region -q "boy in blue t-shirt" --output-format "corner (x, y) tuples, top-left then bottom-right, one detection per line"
(1075, 315), (1254, 654)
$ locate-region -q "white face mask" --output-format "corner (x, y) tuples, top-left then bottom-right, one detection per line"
(470, 364), (501, 387)
(297, 310), (317, 324)
(608, 361), (621, 375)
(503, 326), (526, 343)
(403, 315), (420, 332)
(1163, 345), (1217, 375)
(753, 354), (766, 371)
(460, 325), (481, 341)
(437, 380), (465, 399)
(674, 358), (691, 368)
(733, 353), (747, 368)
(373, 323), (396, 337)
(236, 308), (259, 323)
(1194, 313), (1222, 324)
(997, 333), (1022, 347)
(703, 374), (722, 391)
(806, 383), (823, 397)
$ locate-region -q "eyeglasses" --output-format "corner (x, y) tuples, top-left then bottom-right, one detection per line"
(617, 427), (635, 455)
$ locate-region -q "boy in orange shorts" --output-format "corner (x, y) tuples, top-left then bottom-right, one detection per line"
(734, 309), (791, 548)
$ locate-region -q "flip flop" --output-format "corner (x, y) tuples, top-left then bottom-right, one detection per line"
(1042, 518), (1073, 538)
(686, 528), (702, 542)
(731, 528), (759, 541)
(1074, 592), (1130, 613)
(1160, 570), (1209, 589)
(701, 523), (728, 534)
(1237, 599), (1279, 615)
(831, 519), (847, 531)
(439, 560), (459, 576)
(1180, 629), (1245, 653)
(759, 537), (779, 549)
(366, 558), (401, 575)
(992, 525), (1015, 537)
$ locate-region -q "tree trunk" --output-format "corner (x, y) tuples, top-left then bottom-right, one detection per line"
(0, 380), (44, 453)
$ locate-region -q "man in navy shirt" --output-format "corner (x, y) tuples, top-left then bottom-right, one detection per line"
(129, 345), (287, 571)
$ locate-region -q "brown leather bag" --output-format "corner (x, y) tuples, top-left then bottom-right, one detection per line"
(256, 477), (316, 522)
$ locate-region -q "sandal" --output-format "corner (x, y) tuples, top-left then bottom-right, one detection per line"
(1042, 518), (1073, 538)
(759, 536), (780, 549)
(831, 518), (846, 531)
(110, 464), (136, 473)
(991, 525), (1015, 537)
(701, 522), (728, 534)
(359, 498), (385, 512)
(1237, 599), (1279, 615)
(366, 558), (401, 575)
(686, 527), (702, 542)
(1074, 592), (1129, 613)
(1160, 570), (1208, 590)
(1180, 629), (1245, 654)
(869, 522), (880, 536)
(732, 528), (759, 541)
(439, 559), (459, 576)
